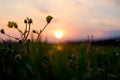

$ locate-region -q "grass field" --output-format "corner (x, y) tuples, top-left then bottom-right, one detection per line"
(0, 40), (120, 80)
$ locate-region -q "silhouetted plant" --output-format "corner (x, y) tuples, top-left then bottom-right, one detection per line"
(0, 29), (19, 40)
(0, 15), (53, 54)
(34, 15), (53, 42)
(0, 15), (53, 80)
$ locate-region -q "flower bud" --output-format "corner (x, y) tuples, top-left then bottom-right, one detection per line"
(46, 15), (53, 23)
(33, 30), (36, 33)
(28, 18), (33, 24)
(24, 19), (27, 24)
(0, 29), (5, 34)
(7, 21), (13, 28)
(13, 22), (18, 28)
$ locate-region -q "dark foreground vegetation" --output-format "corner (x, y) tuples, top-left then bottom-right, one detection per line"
(0, 40), (120, 80)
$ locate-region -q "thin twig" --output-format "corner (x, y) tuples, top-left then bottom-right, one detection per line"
(5, 34), (19, 40)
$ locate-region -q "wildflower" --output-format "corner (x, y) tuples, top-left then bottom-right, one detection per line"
(46, 15), (53, 24)
(7, 21), (18, 28)
(26, 17), (33, 24)
(28, 18), (33, 24)
(13, 22), (18, 28)
(7, 21), (13, 28)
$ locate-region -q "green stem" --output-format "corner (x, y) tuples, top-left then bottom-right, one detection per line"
(36, 23), (48, 42)
(24, 24), (30, 42)
(17, 28), (24, 39)
(23, 23), (28, 40)
(17, 24), (31, 54)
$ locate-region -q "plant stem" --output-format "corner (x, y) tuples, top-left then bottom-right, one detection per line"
(23, 23), (28, 40)
(24, 24), (30, 42)
(0, 37), (6, 42)
(17, 24), (31, 54)
(36, 23), (48, 42)
(5, 33), (19, 40)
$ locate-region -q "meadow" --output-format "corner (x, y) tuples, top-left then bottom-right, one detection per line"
(0, 40), (120, 80)
(0, 16), (120, 80)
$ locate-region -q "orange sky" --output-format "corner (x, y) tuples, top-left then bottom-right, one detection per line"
(0, 0), (120, 42)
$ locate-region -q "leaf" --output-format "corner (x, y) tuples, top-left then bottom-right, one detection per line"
(46, 15), (53, 23)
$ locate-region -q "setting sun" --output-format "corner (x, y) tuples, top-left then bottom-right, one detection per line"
(55, 31), (63, 39)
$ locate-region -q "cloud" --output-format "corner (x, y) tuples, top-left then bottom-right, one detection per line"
(101, 0), (120, 7)
(109, 0), (120, 5)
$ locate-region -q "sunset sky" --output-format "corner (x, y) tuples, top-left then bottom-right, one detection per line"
(0, 0), (120, 42)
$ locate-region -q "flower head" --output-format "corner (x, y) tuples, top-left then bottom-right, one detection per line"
(13, 22), (18, 28)
(7, 21), (18, 28)
(26, 17), (33, 24)
(24, 19), (27, 24)
(8, 21), (13, 28)
(28, 18), (33, 24)
(46, 15), (53, 24)
(33, 30), (36, 33)
(0, 29), (5, 34)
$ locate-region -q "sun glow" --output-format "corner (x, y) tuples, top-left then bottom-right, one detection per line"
(55, 30), (63, 39)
